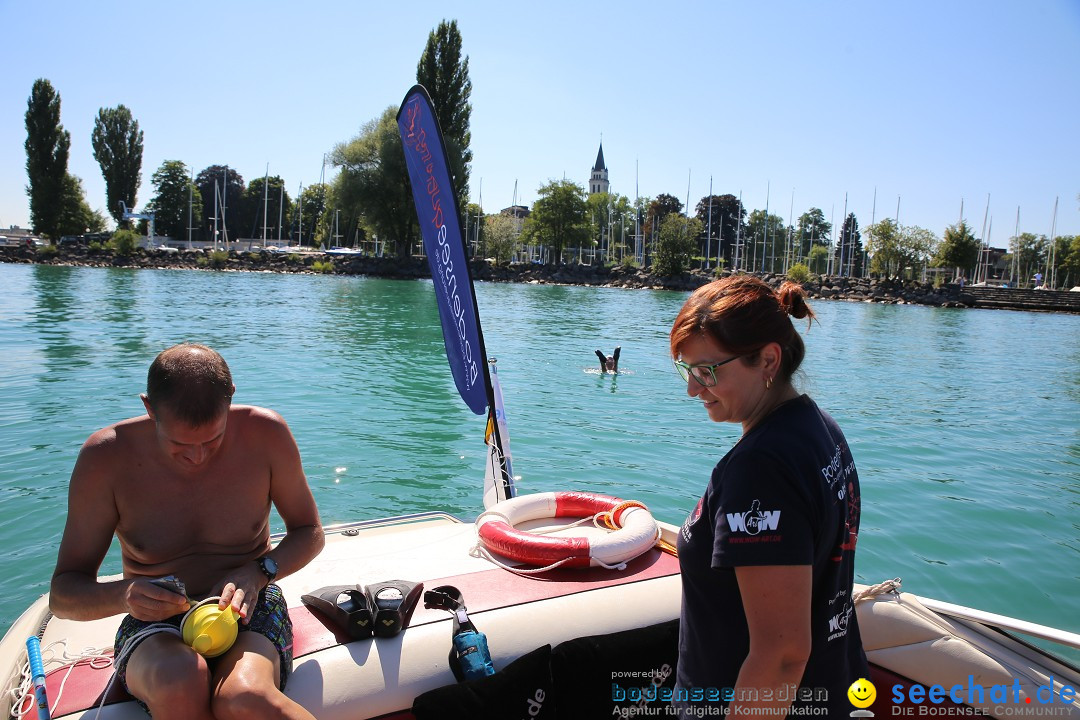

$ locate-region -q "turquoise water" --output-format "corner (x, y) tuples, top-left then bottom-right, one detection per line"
(1, 263), (1078, 656)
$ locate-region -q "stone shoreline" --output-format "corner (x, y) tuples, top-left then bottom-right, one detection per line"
(0, 244), (974, 308)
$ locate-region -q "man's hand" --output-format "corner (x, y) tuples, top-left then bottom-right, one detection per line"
(214, 562), (268, 624)
(124, 577), (190, 621)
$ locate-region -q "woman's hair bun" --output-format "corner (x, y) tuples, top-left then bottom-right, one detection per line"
(776, 281), (814, 321)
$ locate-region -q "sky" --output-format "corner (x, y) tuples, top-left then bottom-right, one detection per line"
(2, 0), (1078, 245)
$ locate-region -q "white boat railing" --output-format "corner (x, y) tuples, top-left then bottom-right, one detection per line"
(918, 595), (1080, 651)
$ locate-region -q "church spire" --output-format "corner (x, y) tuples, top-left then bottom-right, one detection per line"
(589, 141), (609, 195)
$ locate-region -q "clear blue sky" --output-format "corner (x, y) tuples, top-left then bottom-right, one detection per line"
(2, 0), (1078, 243)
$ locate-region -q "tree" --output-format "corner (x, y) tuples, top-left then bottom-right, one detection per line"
(745, 209), (787, 274)
(295, 184), (330, 247)
(587, 192), (634, 261)
(91, 105), (143, 226)
(25, 79), (71, 240)
(1009, 233), (1049, 287)
(807, 245), (830, 275)
(239, 175), (292, 243)
(330, 106), (415, 258)
(416, 19), (473, 212)
(56, 174), (107, 236)
(831, 213), (863, 276)
(149, 160), (202, 244)
(522, 179), (588, 264)
(695, 194), (744, 267)
(654, 214), (703, 276)
(932, 221), (980, 277)
(195, 166), (245, 244)
(463, 202), (485, 256)
(795, 208), (832, 260)
(866, 219), (937, 279)
(484, 213), (519, 264)
(1055, 235), (1080, 288)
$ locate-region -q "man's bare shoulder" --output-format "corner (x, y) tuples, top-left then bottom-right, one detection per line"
(80, 415), (153, 457)
(230, 404), (287, 428)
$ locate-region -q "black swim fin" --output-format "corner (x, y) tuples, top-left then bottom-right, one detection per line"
(301, 585), (374, 640)
(365, 580), (424, 638)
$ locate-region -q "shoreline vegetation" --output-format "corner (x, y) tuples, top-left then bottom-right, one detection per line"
(4, 244), (1079, 314)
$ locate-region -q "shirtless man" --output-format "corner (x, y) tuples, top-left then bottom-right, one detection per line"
(50, 343), (324, 720)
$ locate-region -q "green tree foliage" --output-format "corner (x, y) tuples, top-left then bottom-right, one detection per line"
(330, 106), (415, 258)
(296, 184), (330, 247)
(744, 209), (787, 273)
(108, 228), (140, 255)
(695, 194), (744, 267)
(866, 219), (938, 279)
(807, 245), (830, 275)
(787, 262), (811, 284)
(795, 208), (831, 260)
(932, 221), (980, 276)
(522, 179), (588, 264)
(463, 202), (485, 256)
(1055, 235), (1080, 288)
(484, 213), (519, 264)
(149, 160), (202, 244)
(587, 192), (634, 259)
(654, 214), (703, 276)
(1008, 232), (1048, 287)
(195, 165), (245, 244)
(57, 174), (107, 236)
(645, 193), (682, 239)
(832, 213), (863, 276)
(239, 175), (292, 243)
(25, 79), (72, 240)
(91, 105), (143, 226)
(416, 19), (473, 211)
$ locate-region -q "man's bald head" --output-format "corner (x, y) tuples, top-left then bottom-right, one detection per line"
(145, 343), (234, 426)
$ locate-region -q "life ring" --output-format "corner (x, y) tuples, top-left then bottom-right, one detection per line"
(475, 491), (659, 569)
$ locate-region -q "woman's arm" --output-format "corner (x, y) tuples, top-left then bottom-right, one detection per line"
(729, 564), (812, 719)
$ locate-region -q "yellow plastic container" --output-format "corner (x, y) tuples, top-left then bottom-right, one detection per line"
(181, 603), (239, 658)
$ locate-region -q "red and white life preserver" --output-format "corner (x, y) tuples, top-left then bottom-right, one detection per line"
(475, 491), (660, 569)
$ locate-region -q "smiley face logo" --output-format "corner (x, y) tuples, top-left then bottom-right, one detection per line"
(847, 678), (876, 708)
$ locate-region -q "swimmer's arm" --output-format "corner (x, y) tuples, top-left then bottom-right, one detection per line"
(594, 349), (607, 371)
(729, 564), (811, 719)
(50, 431), (188, 621)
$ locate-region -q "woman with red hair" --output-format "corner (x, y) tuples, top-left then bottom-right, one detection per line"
(669, 276), (868, 718)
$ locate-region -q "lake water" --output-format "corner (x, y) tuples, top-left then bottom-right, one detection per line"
(1, 263), (1077, 659)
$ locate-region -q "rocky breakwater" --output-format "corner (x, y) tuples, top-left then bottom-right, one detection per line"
(1, 244), (973, 309)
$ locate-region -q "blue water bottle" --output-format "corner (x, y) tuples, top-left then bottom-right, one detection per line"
(25, 636), (50, 720)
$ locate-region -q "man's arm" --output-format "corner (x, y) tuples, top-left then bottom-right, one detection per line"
(729, 564), (811, 719)
(612, 346), (621, 372)
(50, 430), (189, 621)
(216, 409), (324, 620)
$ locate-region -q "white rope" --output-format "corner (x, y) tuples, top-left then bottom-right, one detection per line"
(8, 597), (225, 720)
(7, 639), (114, 719)
(854, 577), (903, 604)
(468, 543), (628, 575)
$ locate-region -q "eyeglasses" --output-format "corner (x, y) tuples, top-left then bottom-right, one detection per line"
(673, 355), (744, 387)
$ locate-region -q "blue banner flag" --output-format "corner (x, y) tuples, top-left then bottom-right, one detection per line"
(397, 85), (489, 415)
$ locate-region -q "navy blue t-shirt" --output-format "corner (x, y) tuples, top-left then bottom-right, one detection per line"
(674, 395), (868, 716)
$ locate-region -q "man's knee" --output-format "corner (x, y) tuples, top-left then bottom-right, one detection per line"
(128, 639), (211, 710)
(212, 676), (287, 720)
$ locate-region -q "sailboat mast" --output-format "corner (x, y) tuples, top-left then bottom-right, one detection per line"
(705, 176), (713, 271)
(1047, 196), (1059, 288)
(187, 167), (193, 250)
(262, 164), (269, 246)
(278, 183), (284, 244)
(1011, 206), (1019, 286)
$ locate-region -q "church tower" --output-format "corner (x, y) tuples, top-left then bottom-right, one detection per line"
(589, 142), (609, 195)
